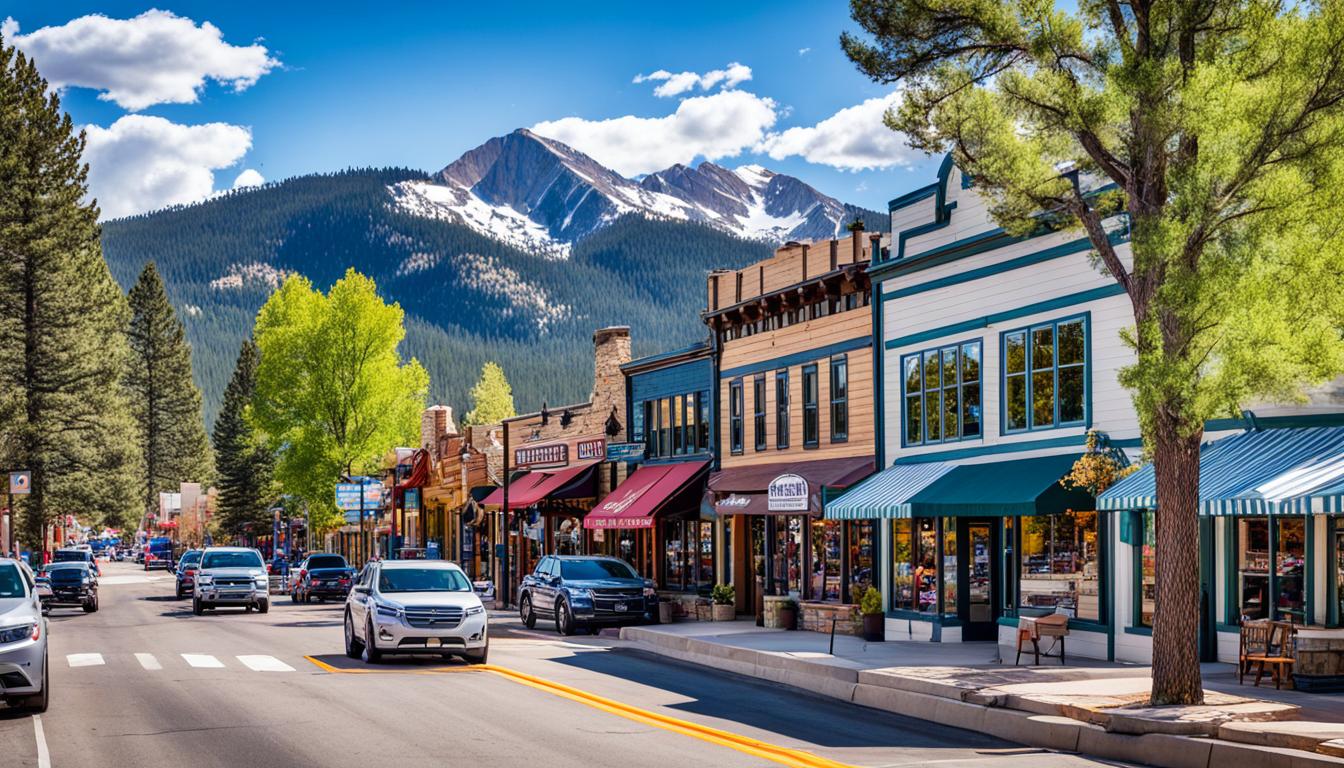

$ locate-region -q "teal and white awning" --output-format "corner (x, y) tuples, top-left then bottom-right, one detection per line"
(1098, 425), (1344, 515)
(824, 462), (954, 520)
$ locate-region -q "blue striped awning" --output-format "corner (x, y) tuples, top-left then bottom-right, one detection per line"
(1097, 426), (1344, 515)
(824, 462), (954, 520)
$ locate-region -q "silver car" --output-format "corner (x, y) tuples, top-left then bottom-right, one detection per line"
(193, 547), (270, 615)
(0, 558), (48, 712)
(344, 560), (488, 664)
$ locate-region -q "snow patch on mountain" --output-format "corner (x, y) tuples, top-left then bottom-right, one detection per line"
(209, 262), (288, 291)
(452, 252), (571, 331)
(390, 179), (572, 260)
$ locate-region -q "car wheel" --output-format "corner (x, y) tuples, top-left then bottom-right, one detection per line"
(176, 585), (184, 599)
(192, 597), (203, 616)
(317, 597), (325, 604)
(555, 599), (575, 636)
(361, 619), (382, 664)
(520, 595), (536, 629)
(290, 590), (298, 604)
(463, 645), (489, 665)
(245, 603), (254, 613)
(21, 653), (49, 713)
(344, 611), (362, 659)
(83, 596), (97, 613)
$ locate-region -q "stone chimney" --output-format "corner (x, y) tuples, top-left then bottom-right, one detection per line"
(591, 326), (631, 441)
(421, 405), (457, 459)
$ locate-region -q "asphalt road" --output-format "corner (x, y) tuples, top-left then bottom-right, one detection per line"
(0, 561), (1133, 768)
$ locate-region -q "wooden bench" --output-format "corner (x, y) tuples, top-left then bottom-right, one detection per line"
(1240, 619), (1296, 689)
(1015, 613), (1070, 665)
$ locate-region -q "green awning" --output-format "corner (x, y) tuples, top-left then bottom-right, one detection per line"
(905, 452), (1094, 517)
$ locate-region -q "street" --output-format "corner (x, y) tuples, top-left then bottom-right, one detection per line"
(0, 561), (1131, 768)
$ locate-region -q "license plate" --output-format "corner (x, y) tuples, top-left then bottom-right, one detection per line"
(426, 638), (441, 647)
(614, 602), (627, 612)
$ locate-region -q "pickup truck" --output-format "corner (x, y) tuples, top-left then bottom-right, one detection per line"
(192, 547), (269, 615)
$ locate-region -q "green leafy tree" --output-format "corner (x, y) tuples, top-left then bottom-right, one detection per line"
(0, 37), (142, 545)
(843, 0), (1344, 703)
(251, 269), (429, 534)
(212, 339), (275, 538)
(463, 362), (517, 425)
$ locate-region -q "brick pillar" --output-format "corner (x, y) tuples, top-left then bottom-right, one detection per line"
(590, 326), (631, 442)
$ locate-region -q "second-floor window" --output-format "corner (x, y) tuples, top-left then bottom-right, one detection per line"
(753, 376), (767, 451)
(802, 365), (819, 448)
(643, 391), (712, 459)
(902, 341), (982, 446)
(730, 380), (744, 454)
(830, 355), (848, 442)
(1003, 316), (1087, 433)
(775, 370), (790, 449)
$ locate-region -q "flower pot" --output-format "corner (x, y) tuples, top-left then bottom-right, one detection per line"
(712, 603), (735, 621)
(779, 606), (798, 631)
(862, 612), (885, 642)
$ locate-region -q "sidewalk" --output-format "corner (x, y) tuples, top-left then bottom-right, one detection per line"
(620, 620), (1344, 768)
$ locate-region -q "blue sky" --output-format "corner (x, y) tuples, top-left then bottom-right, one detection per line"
(4, 2), (944, 217)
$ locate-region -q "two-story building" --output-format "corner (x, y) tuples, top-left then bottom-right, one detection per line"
(704, 231), (881, 620)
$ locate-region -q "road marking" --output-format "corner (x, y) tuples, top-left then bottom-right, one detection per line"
(66, 653), (104, 667)
(33, 715), (51, 768)
(181, 653), (225, 669)
(237, 655), (294, 672)
(135, 653), (162, 670)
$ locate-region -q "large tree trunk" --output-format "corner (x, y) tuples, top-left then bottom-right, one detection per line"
(1150, 422), (1205, 705)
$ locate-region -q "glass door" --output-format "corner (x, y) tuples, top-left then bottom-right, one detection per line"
(1335, 523), (1344, 625)
(958, 518), (998, 641)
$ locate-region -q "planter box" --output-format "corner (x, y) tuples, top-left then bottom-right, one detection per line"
(800, 601), (862, 636)
(712, 603), (736, 621)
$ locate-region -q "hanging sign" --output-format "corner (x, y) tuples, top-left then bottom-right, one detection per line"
(8, 471), (30, 495)
(767, 474), (809, 512)
(515, 443), (568, 469)
(576, 438), (607, 462)
(604, 442), (645, 462)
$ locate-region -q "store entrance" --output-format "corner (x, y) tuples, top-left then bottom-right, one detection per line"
(957, 517), (999, 641)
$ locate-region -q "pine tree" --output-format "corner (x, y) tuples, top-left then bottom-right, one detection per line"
(212, 339), (274, 538)
(0, 38), (142, 546)
(125, 261), (214, 524)
(463, 362), (517, 425)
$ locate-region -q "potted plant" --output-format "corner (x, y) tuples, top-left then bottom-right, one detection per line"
(778, 597), (799, 630)
(859, 586), (884, 641)
(711, 584), (736, 621)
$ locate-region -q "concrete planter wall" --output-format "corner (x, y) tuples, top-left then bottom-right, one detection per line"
(800, 601), (862, 635)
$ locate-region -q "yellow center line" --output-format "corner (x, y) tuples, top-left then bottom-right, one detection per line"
(303, 655), (856, 768)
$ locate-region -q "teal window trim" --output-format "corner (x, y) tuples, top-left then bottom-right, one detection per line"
(728, 378), (744, 455)
(1215, 622), (1242, 634)
(999, 313), (1091, 435)
(829, 355), (849, 444)
(752, 375), (766, 453)
(1330, 517), (1340, 628)
(1223, 517), (1237, 625)
(881, 234), (1123, 301)
(1124, 626), (1153, 636)
(1132, 511), (1155, 630)
(885, 285), (1124, 350)
(1307, 517), (1316, 626)
(802, 364), (820, 449)
(1226, 513), (1314, 626)
(899, 339), (983, 448)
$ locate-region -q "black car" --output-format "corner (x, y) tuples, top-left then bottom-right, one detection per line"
(52, 548), (101, 577)
(291, 553), (354, 603)
(518, 555), (657, 635)
(174, 550), (203, 599)
(40, 562), (98, 613)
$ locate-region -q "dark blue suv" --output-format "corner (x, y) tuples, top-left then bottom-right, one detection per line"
(518, 555), (657, 635)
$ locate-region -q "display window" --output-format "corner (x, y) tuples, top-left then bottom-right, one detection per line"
(810, 519), (841, 601)
(891, 517), (940, 612)
(1018, 511), (1099, 621)
(848, 520), (876, 599)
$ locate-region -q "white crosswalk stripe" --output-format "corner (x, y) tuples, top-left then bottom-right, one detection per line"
(236, 655), (294, 672)
(181, 653), (225, 669)
(66, 653), (104, 667)
(134, 653), (161, 670)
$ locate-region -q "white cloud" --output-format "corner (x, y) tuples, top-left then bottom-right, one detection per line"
(633, 62), (752, 98)
(83, 115), (252, 219)
(2, 10), (278, 111)
(757, 92), (921, 171)
(531, 90), (778, 177)
(232, 168), (265, 189)
(798, 47), (811, 56)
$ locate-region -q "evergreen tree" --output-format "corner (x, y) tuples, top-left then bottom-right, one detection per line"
(463, 362), (517, 425)
(212, 339), (274, 538)
(0, 38), (141, 545)
(125, 261), (214, 523)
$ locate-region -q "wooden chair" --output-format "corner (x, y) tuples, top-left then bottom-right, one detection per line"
(1015, 613), (1070, 665)
(1240, 620), (1296, 689)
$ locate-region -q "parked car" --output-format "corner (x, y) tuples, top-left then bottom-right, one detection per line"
(518, 555), (658, 636)
(192, 547), (269, 615)
(0, 558), (48, 712)
(290, 553), (354, 603)
(144, 537), (174, 571)
(343, 560), (487, 664)
(32, 570), (53, 614)
(52, 547), (101, 577)
(174, 550), (203, 599)
(39, 562), (99, 613)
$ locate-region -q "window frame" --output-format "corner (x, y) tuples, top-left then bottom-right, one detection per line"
(999, 313), (1090, 435)
(802, 364), (819, 449)
(775, 369), (790, 450)
(753, 375), (767, 452)
(829, 354), (849, 443)
(899, 338), (983, 448)
(729, 379), (744, 455)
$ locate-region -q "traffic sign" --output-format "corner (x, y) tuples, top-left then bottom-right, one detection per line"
(8, 471), (30, 495)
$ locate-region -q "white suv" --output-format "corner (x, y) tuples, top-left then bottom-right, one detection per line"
(344, 560), (488, 664)
(0, 559), (48, 712)
(193, 547), (270, 615)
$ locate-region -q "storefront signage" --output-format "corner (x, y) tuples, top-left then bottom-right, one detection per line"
(8, 471), (30, 495)
(604, 442), (645, 462)
(335, 479), (383, 511)
(576, 438), (607, 462)
(716, 495), (752, 510)
(767, 474), (809, 512)
(514, 443), (568, 468)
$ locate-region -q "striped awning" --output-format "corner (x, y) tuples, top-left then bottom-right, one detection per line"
(824, 462), (954, 520)
(1098, 425), (1344, 515)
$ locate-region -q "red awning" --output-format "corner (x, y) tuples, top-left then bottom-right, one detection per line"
(482, 473), (544, 508)
(481, 463), (599, 510)
(584, 461), (709, 530)
(708, 456), (874, 516)
(392, 449), (431, 506)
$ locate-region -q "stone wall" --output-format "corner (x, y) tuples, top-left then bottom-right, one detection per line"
(800, 601), (861, 636)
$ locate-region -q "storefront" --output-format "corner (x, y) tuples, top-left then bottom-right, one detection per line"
(483, 448), (605, 580)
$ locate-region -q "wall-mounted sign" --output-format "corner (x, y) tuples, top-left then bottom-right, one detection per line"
(8, 471), (30, 495)
(515, 443), (568, 468)
(576, 438), (607, 462)
(604, 442), (645, 462)
(767, 474), (809, 512)
(715, 495), (751, 510)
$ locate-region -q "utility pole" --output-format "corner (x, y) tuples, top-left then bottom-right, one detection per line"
(500, 424), (510, 610)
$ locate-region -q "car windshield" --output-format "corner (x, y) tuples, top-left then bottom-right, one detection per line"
(201, 551), (263, 569)
(0, 565), (25, 598)
(308, 555), (346, 570)
(378, 567), (472, 593)
(52, 550), (88, 562)
(49, 565), (88, 581)
(180, 551), (202, 565)
(559, 559), (638, 580)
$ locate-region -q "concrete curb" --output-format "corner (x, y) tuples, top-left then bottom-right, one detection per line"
(618, 627), (1344, 768)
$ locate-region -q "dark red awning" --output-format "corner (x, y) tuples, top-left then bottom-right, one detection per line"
(708, 456), (873, 516)
(392, 449), (431, 506)
(481, 463), (599, 510)
(584, 460), (709, 530)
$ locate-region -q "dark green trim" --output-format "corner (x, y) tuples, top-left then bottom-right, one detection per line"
(884, 608), (959, 626)
(1307, 516), (1316, 625)
(1216, 622), (1242, 634)
(1330, 517), (1340, 628)
(873, 285), (885, 469)
(883, 236), (1100, 299)
(1223, 518), (1237, 625)
(1124, 626), (1152, 636)
(1205, 411), (1344, 432)
(888, 183), (937, 211)
(720, 336), (871, 380)
(885, 284), (1127, 350)
(999, 616), (1109, 633)
(892, 432), (1140, 465)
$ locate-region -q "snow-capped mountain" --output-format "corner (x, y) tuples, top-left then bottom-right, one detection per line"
(391, 129), (882, 257)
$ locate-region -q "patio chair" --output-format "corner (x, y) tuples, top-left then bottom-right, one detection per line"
(1240, 620), (1296, 689)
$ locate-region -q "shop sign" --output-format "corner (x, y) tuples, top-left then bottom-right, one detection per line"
(576, 438), (607, 462)
(604, 442), (645, 462)
(767, 474), (809, 512)
(336, 479), (383, 511)
(715, 495), (752, 510)
(8, 471), (30, 495)
(515, 442), (568, 468)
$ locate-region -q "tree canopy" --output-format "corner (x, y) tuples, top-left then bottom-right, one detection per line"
(463, 362), (517, 425)
(212, 339), (275, 538)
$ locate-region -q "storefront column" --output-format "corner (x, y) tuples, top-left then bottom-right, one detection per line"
(879, 518), (892, 622)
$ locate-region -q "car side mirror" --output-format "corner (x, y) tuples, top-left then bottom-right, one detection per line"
(352, 585), (369, 595)
(549, 575), (563, 587)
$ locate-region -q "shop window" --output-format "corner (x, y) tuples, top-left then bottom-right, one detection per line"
(772, 516), (804, 595)
(830, 355), (849, 442)
(696, 391), (710, 451)
(723, 519), (734, 587)
(633, 400), (645, 444)
(1277, 517), (1306, 623)
(729, 380), (744, 454)
(1018, 511), (1099, 621)
(672, 395), (684, 455)
(942, 518), (957, 618)
(848, 520), (876, 599)
(902, 341), (981, 446)
(1137, 512), (1156, 627)
(1239, 518), (1270, 621)
(1002, 316), (1087, 434)
(659, 398), (672, 457)
(892, 518), (940, 612)
(1235, 516), (1308, 624)
(753, 376), (767, 451)
(802, 365), (819, 448)
(775, 370), (790, 449)
(810, 519), (841, 601)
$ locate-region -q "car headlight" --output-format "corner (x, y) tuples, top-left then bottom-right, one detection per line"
(567, 588), (593, 601)
(643, 587), (657, 598)
(375, 602), (403, 618)
(0, 623), (35, 644)
(465, 605), (485, 616)
(197, 575), (213, 585)
(254, 578), (268, 588)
